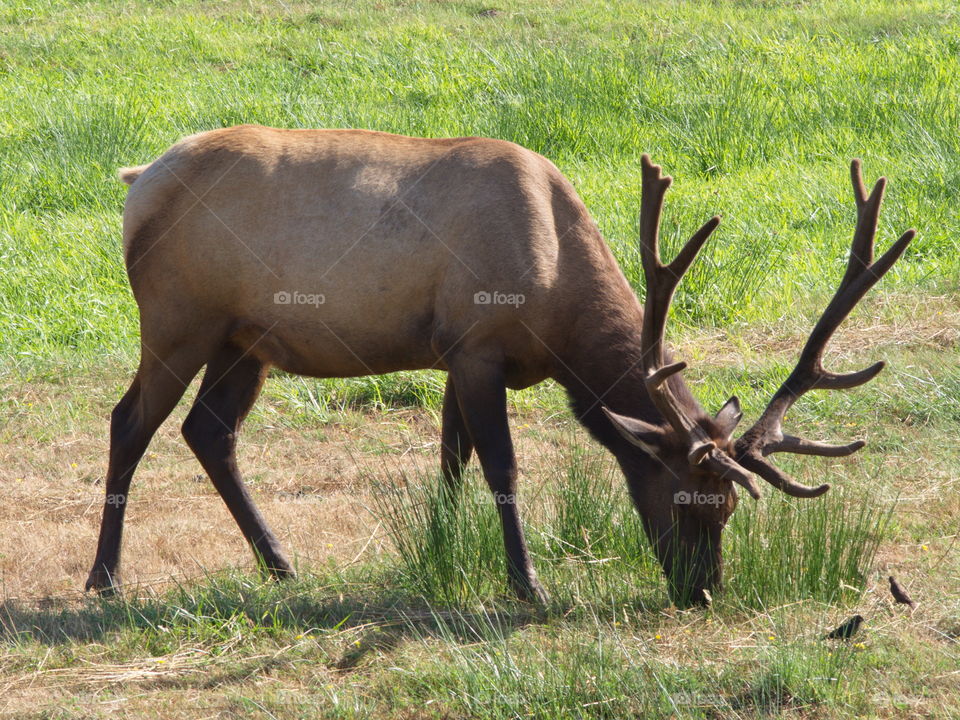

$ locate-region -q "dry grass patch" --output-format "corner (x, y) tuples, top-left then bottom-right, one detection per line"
(679, 292), (959, 369)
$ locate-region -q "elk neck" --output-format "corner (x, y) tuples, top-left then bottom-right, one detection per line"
(553, 281), (703, 454)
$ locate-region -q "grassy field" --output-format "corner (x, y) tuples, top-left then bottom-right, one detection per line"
(0, 0), (958, 717)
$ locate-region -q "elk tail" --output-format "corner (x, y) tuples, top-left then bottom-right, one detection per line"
(117, 164), (151, 186)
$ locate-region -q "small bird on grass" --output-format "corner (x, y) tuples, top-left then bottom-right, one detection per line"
(825, 614), (864, 640)
(888, 576), (915, 608)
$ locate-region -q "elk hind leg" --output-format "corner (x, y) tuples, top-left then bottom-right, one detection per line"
(181, 344), (294, 579)
(440, 375), (474, 492)
(86, 347), (204, 594)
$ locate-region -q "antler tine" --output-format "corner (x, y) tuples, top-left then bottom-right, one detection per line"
(850, 158), (870, 206)
(636, 156), (755, 497)
(638, 154), (721, 369)
(844, 159), (884, 286)
(793, 162), (915, 390)
(734, 160), (916, 498)
(766, 435), (865, 457)
(638, 154), (675, 364)
(736, 454), (831, 499)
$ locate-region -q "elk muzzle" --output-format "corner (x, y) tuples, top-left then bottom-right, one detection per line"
(645, 515), (723, 608)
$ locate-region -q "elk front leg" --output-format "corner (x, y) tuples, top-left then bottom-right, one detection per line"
(448, 357), (548, 605)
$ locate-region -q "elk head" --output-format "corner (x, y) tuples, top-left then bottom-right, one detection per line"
(604, 156), (915, 607)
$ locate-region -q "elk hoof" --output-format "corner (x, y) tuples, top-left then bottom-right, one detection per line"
(263, 555), (296, 581)
(84, 568), (120, 597)
(270, 565), (297, 581)
(513, 576), (550, 606)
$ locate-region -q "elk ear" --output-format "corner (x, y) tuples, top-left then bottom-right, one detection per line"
(602, 407), (665, 457)
(714, 396), (743, 440)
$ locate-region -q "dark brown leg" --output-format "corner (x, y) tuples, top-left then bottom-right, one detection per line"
(440, 375), (474, 490)
(86, 348), (203, 594)
(448, 357), (548, 605)
(180, 345), (294, 579)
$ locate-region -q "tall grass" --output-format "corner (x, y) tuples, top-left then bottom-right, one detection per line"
(726, 487), (894, 609)
(371, 468), (508, 605)
(371, 441), (890, 611)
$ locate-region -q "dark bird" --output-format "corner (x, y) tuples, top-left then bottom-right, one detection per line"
(825, 615), (864, 640)
(888, 576), (915, 608)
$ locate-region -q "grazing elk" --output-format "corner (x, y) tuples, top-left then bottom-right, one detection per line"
(87, 125), (914, 606)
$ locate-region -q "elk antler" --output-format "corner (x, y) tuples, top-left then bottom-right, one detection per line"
(637, 154), (762, 499)
(733, 159), (916, 497)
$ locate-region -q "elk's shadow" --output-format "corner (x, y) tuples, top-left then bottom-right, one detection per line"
(0, 573), (669, 651)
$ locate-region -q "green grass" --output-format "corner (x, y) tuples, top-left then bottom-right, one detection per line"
(1, 0), (958, 376)
(374, 441), (891, 611)
(0, 523), (926, 719)
(0, 1), (958, 717)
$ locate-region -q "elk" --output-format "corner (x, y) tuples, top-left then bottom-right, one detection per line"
(86, 125), (914, 606)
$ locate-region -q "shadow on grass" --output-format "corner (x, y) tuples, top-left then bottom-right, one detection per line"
(0, 569), (667, 650)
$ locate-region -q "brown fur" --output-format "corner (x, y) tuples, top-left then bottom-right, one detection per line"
(117, 126), (617, 384)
